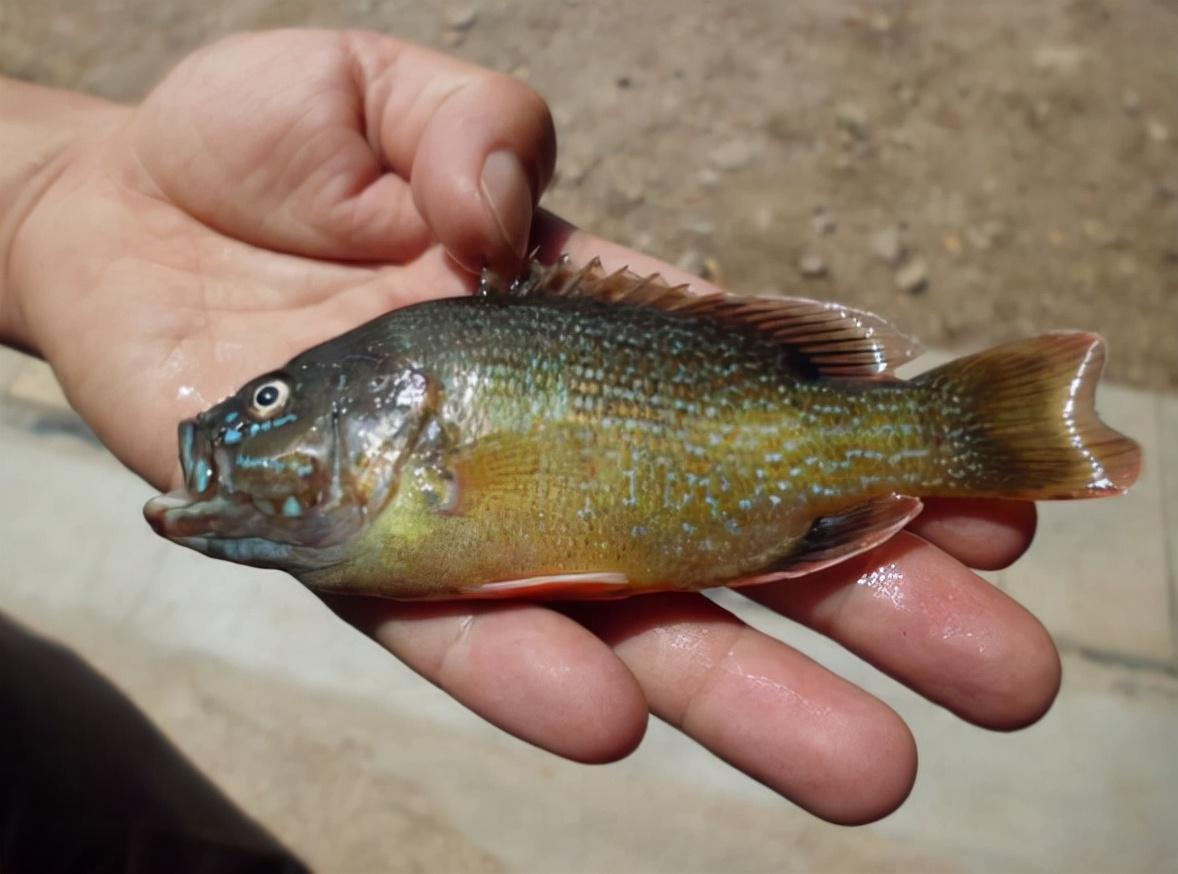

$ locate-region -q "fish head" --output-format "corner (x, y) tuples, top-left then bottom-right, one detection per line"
(144, 356), (432, 574)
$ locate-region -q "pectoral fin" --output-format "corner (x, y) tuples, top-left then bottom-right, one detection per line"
(446, 427), (593, 517)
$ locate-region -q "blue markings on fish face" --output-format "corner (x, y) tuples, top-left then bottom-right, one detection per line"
(247, 413), (298, 438)
(182, 535), (293, 565)
(193, 461), (213, 495)
(179, 419), (219, 496)
(176, 533), (351, 575)
(179, 421), (196, 484)
(162, 362), (373, 553)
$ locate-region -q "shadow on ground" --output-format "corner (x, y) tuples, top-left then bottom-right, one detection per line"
(0, 612), (308, 874)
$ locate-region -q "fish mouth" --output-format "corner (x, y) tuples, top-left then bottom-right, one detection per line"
(147, 419), (236, 539)
(146, 413), (366, 552)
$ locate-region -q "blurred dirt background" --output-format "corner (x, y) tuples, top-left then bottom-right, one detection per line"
(1, 0), (1175, 389)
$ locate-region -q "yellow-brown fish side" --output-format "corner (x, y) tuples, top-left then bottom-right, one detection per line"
(296, 262), (1138, 599)
(145, 258), (1140, 601)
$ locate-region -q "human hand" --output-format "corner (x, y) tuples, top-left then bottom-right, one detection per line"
(4, 29), (556, 485)
(2, 30), (1058, 824)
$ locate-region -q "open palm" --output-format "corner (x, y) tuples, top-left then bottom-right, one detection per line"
(8, 30), (1059, 824)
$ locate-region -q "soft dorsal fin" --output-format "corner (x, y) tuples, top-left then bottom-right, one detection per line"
(480, 256), (921, 379)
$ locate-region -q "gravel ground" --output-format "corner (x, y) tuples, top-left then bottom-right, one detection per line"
(2, 0), (1175, 388)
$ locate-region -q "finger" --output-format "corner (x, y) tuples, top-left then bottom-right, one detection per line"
(330, 597), (647, 764)
(744, 532), (1061, 730)
(569, 595), (917, 825)
(906, 498), (1037, 570)
(351, 34), (556, 275)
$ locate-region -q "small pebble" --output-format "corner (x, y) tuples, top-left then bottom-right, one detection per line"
(895, 83), (918, 106)
(798, 252), (828, 278)
(556, 158), (591, 187)
(835, 101), (870, 140)
(966, 219), (1008, 251)
(871, 226), (904, 264)
(444, 6), (478, 30)
(1146, 117), (1170, 143)
(675, 250), (706, 277)
(1082, 219), (1119, 248)
(697, 168), (720, 187)
(810, 207), (837, 235)
(894, 258), (928, 295)
(709, 139), (757, 171)
(1032, 44), (1084, 74)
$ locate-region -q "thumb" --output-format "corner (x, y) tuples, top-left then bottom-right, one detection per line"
(355, 38), (555, 275)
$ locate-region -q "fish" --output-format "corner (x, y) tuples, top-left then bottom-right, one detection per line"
(144, 257), (1142, 600)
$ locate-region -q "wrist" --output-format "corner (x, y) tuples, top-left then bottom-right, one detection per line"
(0, 78), (127, 354)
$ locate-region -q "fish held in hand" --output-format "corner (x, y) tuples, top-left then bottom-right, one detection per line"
(144, 258), (1141, 600)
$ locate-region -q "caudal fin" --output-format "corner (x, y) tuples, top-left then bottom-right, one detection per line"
(914, 332), (1141, 499)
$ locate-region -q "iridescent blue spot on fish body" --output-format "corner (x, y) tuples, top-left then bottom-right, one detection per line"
(223, 429), (243, 446)
(224, 411), (239, 424)
(282, 496), (303, 517)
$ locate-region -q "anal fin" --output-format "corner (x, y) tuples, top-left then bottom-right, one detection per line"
(767, 495), (923, 578)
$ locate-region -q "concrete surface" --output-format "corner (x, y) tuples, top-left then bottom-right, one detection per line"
(2, 346), (1175, 872)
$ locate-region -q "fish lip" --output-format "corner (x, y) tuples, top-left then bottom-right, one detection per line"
(143, 488), (248, 539)
(143, 488), (201, 538)
(180, 419), (217, 497)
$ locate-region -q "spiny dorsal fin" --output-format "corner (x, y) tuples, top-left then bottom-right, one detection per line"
(480, 256), (921, 379)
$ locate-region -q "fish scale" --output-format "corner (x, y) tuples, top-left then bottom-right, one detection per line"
(145, 257), (1141, 601)
(314, 297), (995, 592)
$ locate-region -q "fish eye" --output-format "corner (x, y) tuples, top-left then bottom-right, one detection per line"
(249, 379), (291, 419)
